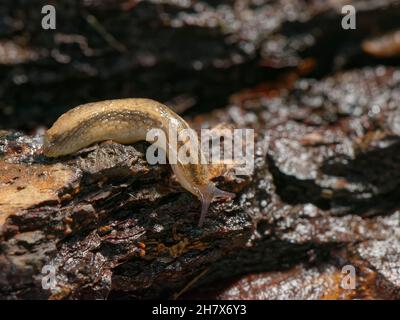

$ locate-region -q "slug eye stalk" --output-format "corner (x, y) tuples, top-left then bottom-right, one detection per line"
(198, 182), (235, 227)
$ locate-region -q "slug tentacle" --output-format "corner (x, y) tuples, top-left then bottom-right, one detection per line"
(197, 182), (235, 227)
(43, 98), (235, 226)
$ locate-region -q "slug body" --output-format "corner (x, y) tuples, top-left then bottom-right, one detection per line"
(43, 98), (234, 226)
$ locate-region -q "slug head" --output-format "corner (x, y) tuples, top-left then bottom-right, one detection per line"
(197, 182), (235, 227)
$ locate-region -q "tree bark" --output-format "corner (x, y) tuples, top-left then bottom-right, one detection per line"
(1, 0), (400, 300)
(1, 65), (400, 299)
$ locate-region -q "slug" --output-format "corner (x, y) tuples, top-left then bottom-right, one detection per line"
(43, 98), (235, 227)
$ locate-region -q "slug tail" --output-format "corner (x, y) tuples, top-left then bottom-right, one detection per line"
(197, 183), (236, 227)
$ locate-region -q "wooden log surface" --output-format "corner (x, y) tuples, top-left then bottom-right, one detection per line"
(1, 66), (400, 299)
(1, 0), (400, 300)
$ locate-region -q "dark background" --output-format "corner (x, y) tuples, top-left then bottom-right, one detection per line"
(1, 0), (399, 131)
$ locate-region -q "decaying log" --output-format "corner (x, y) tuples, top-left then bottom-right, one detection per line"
(1, 65), (400, 299)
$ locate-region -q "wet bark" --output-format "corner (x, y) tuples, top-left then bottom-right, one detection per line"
(1, 0), (400, 299)
(1, 65), (400, 299)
